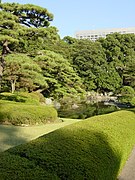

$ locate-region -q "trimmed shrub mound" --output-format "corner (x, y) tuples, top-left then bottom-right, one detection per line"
(0, 92), (45, 105)
(0, 110), (135, 179)
(0, 100), (58, 125)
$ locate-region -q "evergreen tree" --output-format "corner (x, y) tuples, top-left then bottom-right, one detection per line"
(34, 50), (85, 98)
(3, 54), (46, 93)
(0, 2), (58, 90)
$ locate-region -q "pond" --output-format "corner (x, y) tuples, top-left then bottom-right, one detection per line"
(57, 102), (119, 119)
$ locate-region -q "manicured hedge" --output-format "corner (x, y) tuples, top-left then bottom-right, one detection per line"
(0, 110), (135, 179)
(0, 100), (58, 125)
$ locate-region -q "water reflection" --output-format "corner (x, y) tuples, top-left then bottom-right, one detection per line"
(58, 102), (118, 119)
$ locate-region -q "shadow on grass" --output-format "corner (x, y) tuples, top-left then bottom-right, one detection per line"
(5, 128), (122, 179)
(0, 125), (28, 152)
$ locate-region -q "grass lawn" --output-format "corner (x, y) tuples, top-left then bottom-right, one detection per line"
(0, 118), (79, 152)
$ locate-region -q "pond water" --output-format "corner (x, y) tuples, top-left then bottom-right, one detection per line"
(57, 102), (119, 119)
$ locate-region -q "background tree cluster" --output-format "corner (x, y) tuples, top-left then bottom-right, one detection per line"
(0, 2), (135, 100)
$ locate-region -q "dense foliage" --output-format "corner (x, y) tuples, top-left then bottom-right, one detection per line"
(0, 2), (135, 103)
(34, 50), (84, 98)
(3, 54), (46, 93)
(0, 110), (135, 179)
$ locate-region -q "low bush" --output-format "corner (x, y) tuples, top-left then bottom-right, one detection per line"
(130, 97), (135, 106)
(0, 100), (58, 125)
(119, 86), (135, 104)
(0, 110), (135, 179)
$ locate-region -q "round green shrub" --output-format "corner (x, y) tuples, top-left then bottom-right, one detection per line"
(0, 100), (58, 125)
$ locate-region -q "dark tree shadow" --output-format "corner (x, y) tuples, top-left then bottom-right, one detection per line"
(0, 125), (28, 152)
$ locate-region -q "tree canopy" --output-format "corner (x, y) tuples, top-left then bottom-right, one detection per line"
(0, 2), (135, 101)
(2, 53), (46, 93)
(34, 50), (84, 98)
(0, 3), (53, 28)
(0, 2), (59, 89)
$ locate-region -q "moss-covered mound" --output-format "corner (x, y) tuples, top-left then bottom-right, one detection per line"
(0, 110), (135, 179)
(0, 100), (58, 125)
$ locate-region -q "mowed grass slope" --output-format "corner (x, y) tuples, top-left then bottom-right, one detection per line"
(0, 110), (135, 179)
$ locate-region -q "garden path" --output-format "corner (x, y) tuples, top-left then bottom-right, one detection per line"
(118, 146), (135, 180)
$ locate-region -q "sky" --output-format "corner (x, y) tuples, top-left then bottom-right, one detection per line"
(2, 0), (135, 38)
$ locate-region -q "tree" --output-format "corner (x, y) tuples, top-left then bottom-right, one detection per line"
(71, 39), (106, 91)
(98, 33), (135, 88)
(34, 50), (85, 98)
(3, 54), (46, 93)
(0, 3), (53, 28)
(63, 36), (78, 45)
(0, 3), (58, 90)
(44, 38), (72, 61)
(123, 54), (135, 88)
(0, 10), (20, 87)
(119, 86), (135, 104)
(17, 26), (60, 54)
(94, 64), (122, 92)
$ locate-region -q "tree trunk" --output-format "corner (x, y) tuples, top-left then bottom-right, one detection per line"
(0, 56), (5, 91)
(11, 79), (16, 93)
(0, 40), (11, 91)
(0, 65), (3, 90)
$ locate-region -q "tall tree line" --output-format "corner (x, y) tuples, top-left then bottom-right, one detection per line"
(0, 2), (135, 99)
